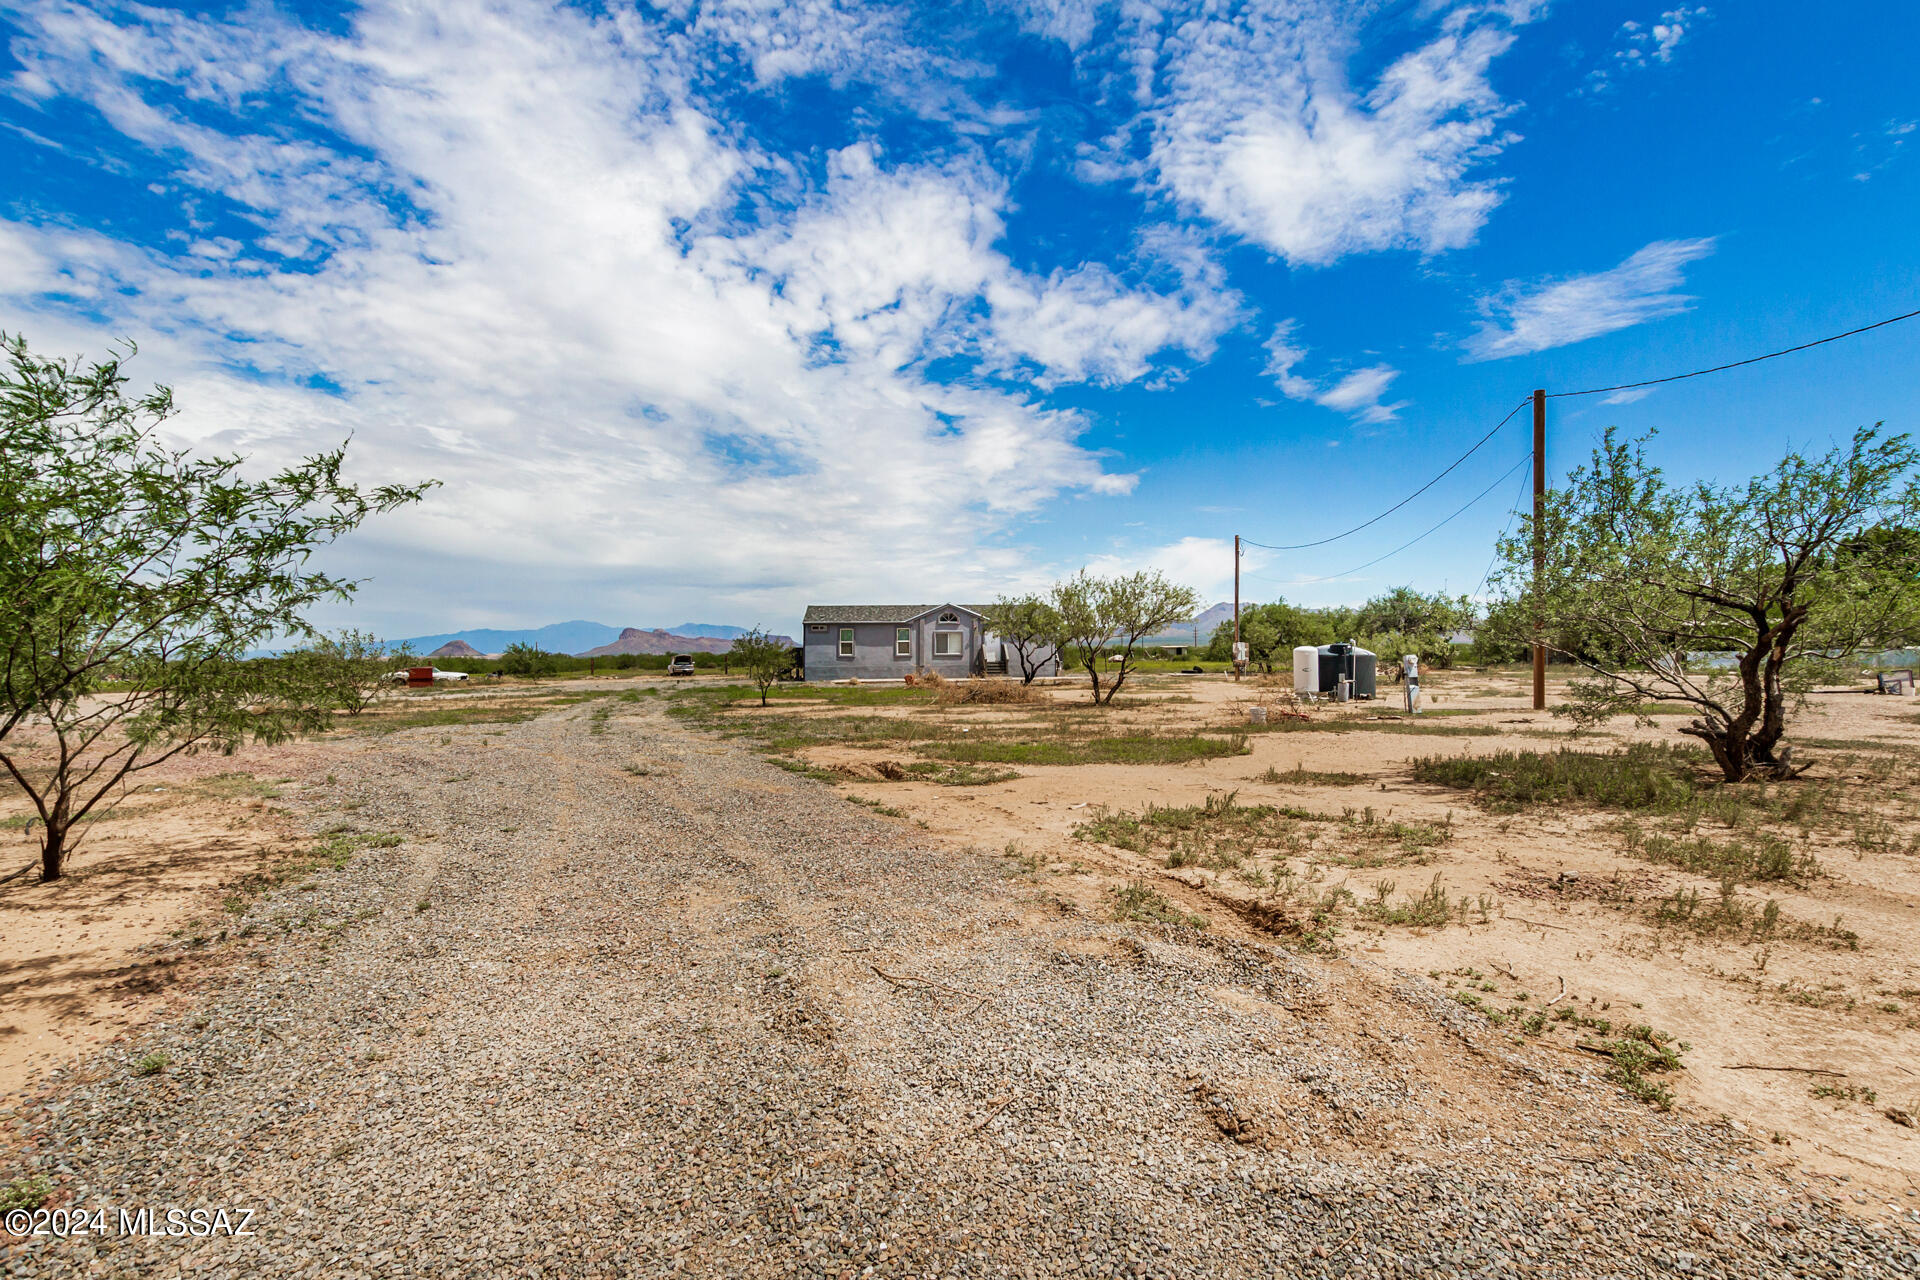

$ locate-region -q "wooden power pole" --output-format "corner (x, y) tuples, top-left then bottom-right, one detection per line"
(1232, 534), (1242, 682)
(1532, 389), (1547, 711)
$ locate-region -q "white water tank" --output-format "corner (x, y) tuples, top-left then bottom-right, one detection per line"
(1292, 645), (1318, 695)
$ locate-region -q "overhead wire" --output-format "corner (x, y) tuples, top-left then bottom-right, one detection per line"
(1249, 452), (1532, 588)
(1470, 459), (1537, 601)
(1547, 306), (1920, 399)
(1234, 302), (1918, 587)
(1239, 397), (1530, 551)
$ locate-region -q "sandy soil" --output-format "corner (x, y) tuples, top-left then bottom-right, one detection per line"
(0, 742), (349, 1098)
(785, 668), (1920, 1206)
(5, 667), (1915, 1220)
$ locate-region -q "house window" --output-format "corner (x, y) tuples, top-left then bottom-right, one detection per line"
(937, 611), (959, 623)
(895, 627), (912, 657)
(838, 628), (854, 658)
(933, 630), (963, 659)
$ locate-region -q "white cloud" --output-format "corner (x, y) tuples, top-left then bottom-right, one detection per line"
(1082, 535), (1239, 605)
(1463, 237), (1716, 361)
(1145, 3), (1532, 265)
(1262, 321), (1406, 424)
(1617, 7), (1707, 67)
(1586, 7), (1709, 93)
(0, 0), (1240, 632)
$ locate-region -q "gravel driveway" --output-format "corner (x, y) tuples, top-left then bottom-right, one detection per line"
(5, 697), (1913, 1277)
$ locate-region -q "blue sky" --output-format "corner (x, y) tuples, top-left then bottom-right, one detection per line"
(3, 1), (1917, 638)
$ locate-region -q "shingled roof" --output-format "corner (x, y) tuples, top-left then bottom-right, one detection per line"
(802, 604), (986, 624)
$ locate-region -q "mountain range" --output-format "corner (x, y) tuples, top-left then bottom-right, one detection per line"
(391, 620), (784, 657)
(579, 627), (795, 656)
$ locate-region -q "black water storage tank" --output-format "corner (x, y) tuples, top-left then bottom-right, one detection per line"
(1315, 643), (1377, 698)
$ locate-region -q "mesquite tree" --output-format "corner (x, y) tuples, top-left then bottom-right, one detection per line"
(980, 595), (1062, 684)
(727, 627), (793, 706)
(1046, 570), (1199, 705)
(1491, 425), (1920, 781)
(0, 334), (434, 881)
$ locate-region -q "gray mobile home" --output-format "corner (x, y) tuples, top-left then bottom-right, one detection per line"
(800, 604), (1062, 682)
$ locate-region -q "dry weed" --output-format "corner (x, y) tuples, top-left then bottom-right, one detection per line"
(937, 679), (1044, 705)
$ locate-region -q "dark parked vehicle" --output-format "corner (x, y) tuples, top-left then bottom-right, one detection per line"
(667, 654), (696, 677)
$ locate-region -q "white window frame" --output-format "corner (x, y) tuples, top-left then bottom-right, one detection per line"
(895, 627), (912, 657)
(933, 629), (964, 660)
(838, 628), (854, 658)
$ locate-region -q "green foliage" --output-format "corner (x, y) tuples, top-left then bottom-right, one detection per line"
(498, 642), (559, 677)
(132, 1050), (170, 1077)
(1621, 825), (1818, 884)
(1488, 425), (1920, 780)
(1206, 588), (1469, 671)
(1352, 587), (1471, 668)
(929, 733), (1248, 766)
(284, 629), (404, 716)
(726, 627), (796, 706)
(1109, 879), (1207, 929)
(1593, 1025), (1688, 1110)
(1073, 790), (1449, 868)
(0, 333), (433, 881)
(980, 594), (1063, 684)
(1410, 743), (1708, 813)
(1046, 569), (1201, 704)
(1, 1174), (53, 1213)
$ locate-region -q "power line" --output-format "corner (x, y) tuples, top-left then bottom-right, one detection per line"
(1241, 397), (1530, 551)
(1549, 307), (1920, 399)
(1471, 458), (1536, 601)
(1251, 452), (1532, 588)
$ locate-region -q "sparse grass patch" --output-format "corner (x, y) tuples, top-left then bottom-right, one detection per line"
(1, 1174), (54, 1213)
(1592, 1025), (1688, 1109)
(929, 733), (1249, 767)
(847, 795), (908, 818)
(1619, 823), (1818, 883)
(898, 761), (1022, 786)
(1411, 743), (1707, 813)
(1811, 1082), (1878, 1105)
(351, 704), (540, 735)
(132, 1050), (170, 1077)
(1359, 873), (1461, 927)
(1257, 763), (1370, 786)
(1075, 791), (1450, 872)
(1109, 879), (1206, 928)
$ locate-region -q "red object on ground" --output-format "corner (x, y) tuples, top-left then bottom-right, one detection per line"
(407, 666), (435, 688)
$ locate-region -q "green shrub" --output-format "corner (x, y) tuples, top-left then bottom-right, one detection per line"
(1, 1174), (53, 1212)
(1411, 743), (1705, 812)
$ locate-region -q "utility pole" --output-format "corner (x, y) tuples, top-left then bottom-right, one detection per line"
(1233, 534), (1242, 682)
(1532, 388), (1547, 711)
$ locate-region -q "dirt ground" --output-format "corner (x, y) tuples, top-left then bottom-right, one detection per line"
(777, 667), (1920, 1204)
(4, 666), (1916, 1221)
(0, 676), (689, 1100)
(0, 746), (352, 1097)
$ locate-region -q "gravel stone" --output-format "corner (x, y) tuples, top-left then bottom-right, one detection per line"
(5, 698), (1917, 1277)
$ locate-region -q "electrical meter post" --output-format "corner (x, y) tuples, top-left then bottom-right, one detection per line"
(1403, 654), (1421, 714)
(1231, 641), (1249, 679)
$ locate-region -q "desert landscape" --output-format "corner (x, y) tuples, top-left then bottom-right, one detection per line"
(5, 670), (1917, 1276)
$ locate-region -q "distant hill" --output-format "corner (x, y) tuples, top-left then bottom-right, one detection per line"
(1142, 601), (1244, 647)
(390, 620), (622, 656)
(391, 620), (798, 658)
(667, 623), (760, 641)
(580, 627), (796, 656)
